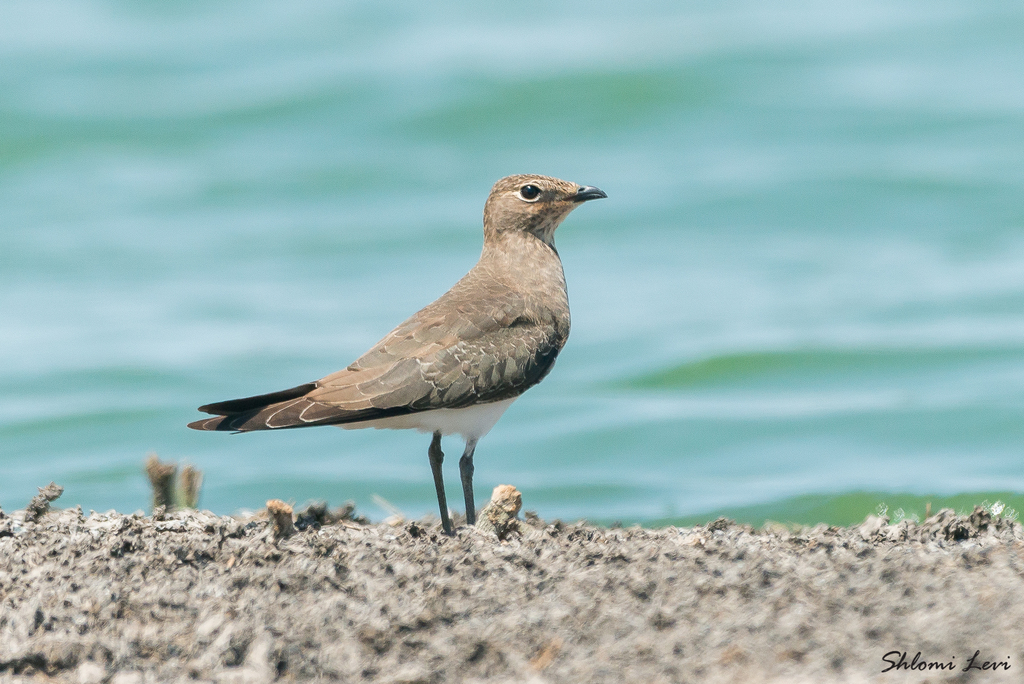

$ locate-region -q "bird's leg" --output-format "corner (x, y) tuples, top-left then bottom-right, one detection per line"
(459, 439), (478, 526)
(428, 431), (453, 535)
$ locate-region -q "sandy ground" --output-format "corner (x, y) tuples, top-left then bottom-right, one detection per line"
(2, 488), (1024, 684)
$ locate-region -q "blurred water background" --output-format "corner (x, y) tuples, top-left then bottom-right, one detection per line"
(3, 0), (1024, 526)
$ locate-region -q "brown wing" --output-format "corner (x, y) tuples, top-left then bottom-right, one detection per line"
(187, 288), (567, 432)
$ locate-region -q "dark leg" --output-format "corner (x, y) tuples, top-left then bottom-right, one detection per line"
(428, 431), (453, 535)
(459, 439), (478, 526)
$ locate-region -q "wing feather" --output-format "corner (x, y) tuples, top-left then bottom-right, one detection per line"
(188, 277), (569, 432)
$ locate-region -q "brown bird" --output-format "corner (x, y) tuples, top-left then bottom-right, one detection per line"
(188, 174), (606, 534)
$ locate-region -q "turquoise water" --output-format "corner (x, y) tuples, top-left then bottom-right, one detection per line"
(3, 1), (1024, 525)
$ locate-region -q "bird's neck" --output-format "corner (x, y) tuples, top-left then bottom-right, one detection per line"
(479, 231), (566, 292)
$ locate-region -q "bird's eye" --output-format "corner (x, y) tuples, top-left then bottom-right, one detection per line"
(519, 185), (541, 201)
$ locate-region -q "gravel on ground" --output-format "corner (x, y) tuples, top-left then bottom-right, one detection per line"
(1, 486), (1023, 683)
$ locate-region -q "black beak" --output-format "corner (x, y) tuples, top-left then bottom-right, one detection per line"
(572, 185), (607, 202)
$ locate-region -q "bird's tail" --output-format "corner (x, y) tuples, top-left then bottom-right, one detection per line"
(187, 382), (317, 432)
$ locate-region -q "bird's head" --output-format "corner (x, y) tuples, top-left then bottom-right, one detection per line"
(483, 174), (606, 247)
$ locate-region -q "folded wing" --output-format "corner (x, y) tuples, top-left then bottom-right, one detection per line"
(187, 298), (565, 432)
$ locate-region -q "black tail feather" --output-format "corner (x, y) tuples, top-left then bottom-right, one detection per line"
(197, 382), (317, 416)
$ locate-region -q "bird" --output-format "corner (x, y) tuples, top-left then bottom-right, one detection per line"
(188, 174), (606, 535)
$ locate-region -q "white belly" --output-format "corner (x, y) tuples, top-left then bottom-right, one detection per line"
(338, 397), (516, 442)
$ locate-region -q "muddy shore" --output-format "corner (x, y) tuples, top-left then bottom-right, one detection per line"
(2, 491), (1023, 684)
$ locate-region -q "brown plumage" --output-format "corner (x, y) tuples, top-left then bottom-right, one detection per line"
(188, 174), (606, 534)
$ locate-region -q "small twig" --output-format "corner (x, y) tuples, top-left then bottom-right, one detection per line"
(24, 482), (64, 523)
(477, 484), (523, 540)
(529, 637), (563, 671)
(179, 464), (203, 509)
(371, 494), (403, 518)
(145, 454), (177, 512)
(267, 499), (295, 539)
